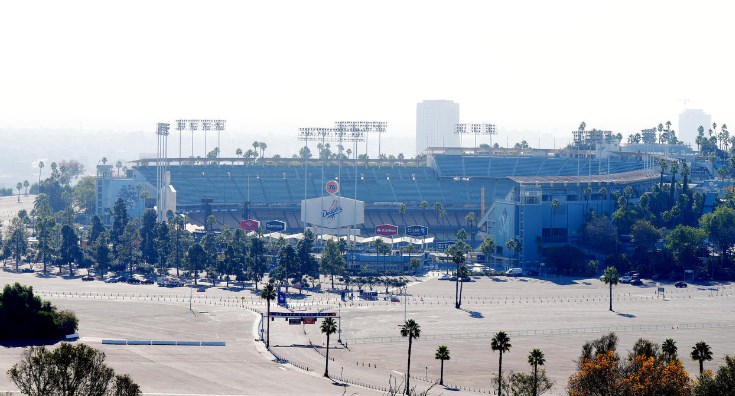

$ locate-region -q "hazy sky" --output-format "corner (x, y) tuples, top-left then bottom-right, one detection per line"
(1, 0), (733, 157)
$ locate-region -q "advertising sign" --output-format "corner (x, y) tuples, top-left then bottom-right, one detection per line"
(277, 290), (287, 305)
(435, 240), (455, 250)
(301, 196), (365, 228)
(325, 180), (340, 195)
(239, 219), (260, 231)
(265, 220), (287, 233)
(405, 225), (428, 237)
(375, 224), (398, 236)
(301, 317), (317, 325)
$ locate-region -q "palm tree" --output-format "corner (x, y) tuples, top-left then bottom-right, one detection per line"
(661, 338), (678, 362)
(597, 187), (607, 214)
(491, 331), (512, 396)
(259, 142), (267, 158)
(465, 212), (477, 245)
(419, 200), (429, 223)
(400, 319), (421, 395)
(433, 202), (443, 228)
(38, 161), (44, 185)
(23, 180), (29, 195)
(601, 266), (619, 312)
(691, 341), (713, 375)
(658, 158), (668, 188)
(260, 283), (277, 348)
(115, 160), (123, 176)
(583, 187), (592, 214)
(16, 182), (22, 203)
(528, 348), (545, 396)
(399, 203), (407, 225)
(550, 199), (560, 232)
(435, 345), (450, 386)
(320, 317), (337, 377)
(235, 148), (243, 158)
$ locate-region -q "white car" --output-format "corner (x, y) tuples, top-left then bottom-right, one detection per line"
(438, 274), (451, 280)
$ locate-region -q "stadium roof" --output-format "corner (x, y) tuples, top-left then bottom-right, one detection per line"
(508, 169), (658, 186)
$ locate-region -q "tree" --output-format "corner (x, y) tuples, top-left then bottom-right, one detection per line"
(491, 331), (512, 396)
(320, 239), (345, 290)
(35, 215), (55, 275)
(479, 236), (496, 263)
(16, 182), (22, 202)
(528, 348), (546, 396)
(465, 212), (477, 244)
(59, 224), (82, 275)
(665, 225), (706, 271)
(693, 355), (735, 396)
(631, 220), (660, 252)
(662, 338), (678, 362)
(0, 283), (78, 340)
(400, 319), (421, 395)
(700, 206), (735, 274)
(691, 341), (713, 375)
(658, 158), (669, 189)
(446, 240), (470, 308)
(6, 216), (28, 272)
(260, 283), (277, 348)
(7, 343), (141, 396)
(601, 266), (619, 312)
(320, 317), (337, 377)
(23, 180), (29, 195)
(140, 209), (158, 265)
(110, 198), (129, 258)
(186, 243), (207, 285)
(38, 161), (44, 185)
(435, 345), (450, 386)
(72, 176), (96, 215)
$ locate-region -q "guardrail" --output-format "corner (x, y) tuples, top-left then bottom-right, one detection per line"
(101, 339), (225, 346)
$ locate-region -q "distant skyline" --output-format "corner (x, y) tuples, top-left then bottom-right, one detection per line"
(1, 0), (734, 158)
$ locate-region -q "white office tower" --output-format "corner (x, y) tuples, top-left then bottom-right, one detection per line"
(416, 100), (460, 154)
(678, 109), (712, 148)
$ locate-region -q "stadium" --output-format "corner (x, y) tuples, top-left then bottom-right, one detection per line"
(95, 132), (672, 267)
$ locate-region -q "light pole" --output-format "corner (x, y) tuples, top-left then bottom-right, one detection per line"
(155, 122), (170, 222)
(455, 123), (497, 153)
(337, 303), (342, 343)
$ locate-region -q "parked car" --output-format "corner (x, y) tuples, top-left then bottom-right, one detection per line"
(104, 277), (119, 283)
(390, 296), (400, 302)
(506, 268), (523, 277)
(630, 278), (643, 286)
(141, 278), (154, 285)
(674, 281), (688, 288)
(126, 277), (141, 284)
(438, 274), (451, 281)
(81, 275), (94, 281)
(21, 268), (35, 273)
(620, 276), (632, 284)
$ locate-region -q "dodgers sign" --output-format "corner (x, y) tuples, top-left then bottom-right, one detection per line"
(405, 225), (429, 237)
(301, 196), (365, 228)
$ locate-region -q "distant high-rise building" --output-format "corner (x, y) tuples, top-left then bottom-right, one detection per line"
(416, 100), (460, 154)
(678, 109), (712, 148)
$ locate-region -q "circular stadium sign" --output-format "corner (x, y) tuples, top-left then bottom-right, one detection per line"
(325, 180), (340, 195)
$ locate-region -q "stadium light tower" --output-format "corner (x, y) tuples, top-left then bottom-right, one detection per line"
(214, 120), (226, 158)
(176, 120), (187, 160)
(455, 123), (497, 151)
(188, 120), (200, 159)
(201, 120), (213, 158)
(156, 122), (170, 221)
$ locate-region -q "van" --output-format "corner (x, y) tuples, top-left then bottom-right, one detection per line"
(506, 268), (523, 276)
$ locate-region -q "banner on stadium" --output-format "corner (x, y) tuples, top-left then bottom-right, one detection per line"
(240, 219), (260, 231)
(376, 224), (398, 236)
(301, 196), (364, 228)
